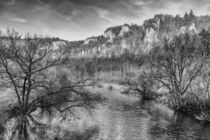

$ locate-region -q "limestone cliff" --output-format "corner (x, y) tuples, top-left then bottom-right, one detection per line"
(66, 11), (210, 58)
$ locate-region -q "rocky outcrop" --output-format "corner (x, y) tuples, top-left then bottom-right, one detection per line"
(83, 37), (97, 45)
(103, 30), (116, 43)
(143, 27), (159, 53)
(66, 11), (210, 58)
(119, 25), (130, 37)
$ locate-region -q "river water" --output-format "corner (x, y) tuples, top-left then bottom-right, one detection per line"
(87, 91), (210, 140)
(2, 88), (210, 140)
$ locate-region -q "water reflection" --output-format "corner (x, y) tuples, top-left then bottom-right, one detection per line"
(1, 93), (210, 140)
(91, 98), (210, 140)
(0, 107), (100, 140)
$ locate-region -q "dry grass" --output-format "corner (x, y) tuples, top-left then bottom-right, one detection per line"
(86, 82), (139, 103)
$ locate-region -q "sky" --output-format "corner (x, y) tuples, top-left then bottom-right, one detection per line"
(0, 0), (210, 41)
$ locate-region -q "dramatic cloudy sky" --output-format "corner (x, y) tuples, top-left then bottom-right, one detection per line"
(0, 0), (210, 41)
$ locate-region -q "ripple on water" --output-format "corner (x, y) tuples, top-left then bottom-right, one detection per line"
(90, 99), (210, 140)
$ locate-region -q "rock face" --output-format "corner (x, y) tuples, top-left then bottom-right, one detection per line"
(143, 28), (159, 53)
(119, 25), (130, 37)
(103, 30), (116, 43)
(83, 37), (97, 45)
(66, 11), (210, 58)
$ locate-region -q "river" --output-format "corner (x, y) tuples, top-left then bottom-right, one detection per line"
(86, 90), (210, 140)
(2, 87), (210, 140)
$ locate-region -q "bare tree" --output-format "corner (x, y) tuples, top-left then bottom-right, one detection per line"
(0, 30), (101, 139)
(122, 57), (154, 101)
(123, 73), (155, 101)
(149, 33), (209, 108)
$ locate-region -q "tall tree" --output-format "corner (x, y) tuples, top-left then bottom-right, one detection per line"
(0, 30), (100, 139)
(189, 9), (195, 21)
(149, 33), (209, 108)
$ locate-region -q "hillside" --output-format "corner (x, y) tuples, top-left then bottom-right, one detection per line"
(66, 10), (210, 58)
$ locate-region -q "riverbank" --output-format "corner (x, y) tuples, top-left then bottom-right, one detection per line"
(93, 80), (210, 124)
(154, 92), (210, 124)
(84, 81), (210, 139)
(1, 80), (210, 139)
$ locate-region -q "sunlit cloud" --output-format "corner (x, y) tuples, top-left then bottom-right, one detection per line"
(9, 18), (27, 23)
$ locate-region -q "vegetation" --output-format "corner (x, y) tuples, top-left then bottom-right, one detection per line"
(65, 12), (210, 121)
(1, 10), (210, 139)
(123, 73), (155, 100)
(0, 30), (102, 140)
(147, 30), (210, 121)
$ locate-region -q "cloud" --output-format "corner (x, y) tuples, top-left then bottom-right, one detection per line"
(1, 0), (210, 41)
(0, 0), (16, 5)
(9, 18), (27, 23)
(91, 7), (111, 23)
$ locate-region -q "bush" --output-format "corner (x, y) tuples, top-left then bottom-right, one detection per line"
(108, 86), (113, 91)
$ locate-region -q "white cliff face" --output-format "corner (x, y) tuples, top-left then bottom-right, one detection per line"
(70, 25), (131, 58)
(83, 38), (97, 45)
(52, 41), (66, 50)
(122, 39), (128, 49)
(143, 28), (159, 53)
(103, 30), (116, 43)
(180, 23), (197, 34)
(144, 28), (157, 43)
(50, 41), (66, 59)
(189, 23), (197, 33)
(119, 25), (130, 36)
(152, 17), (161, 30)
(75, 43), (106, 58)
(68, 13), (206, 58)
(180, 26), (187, 34)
